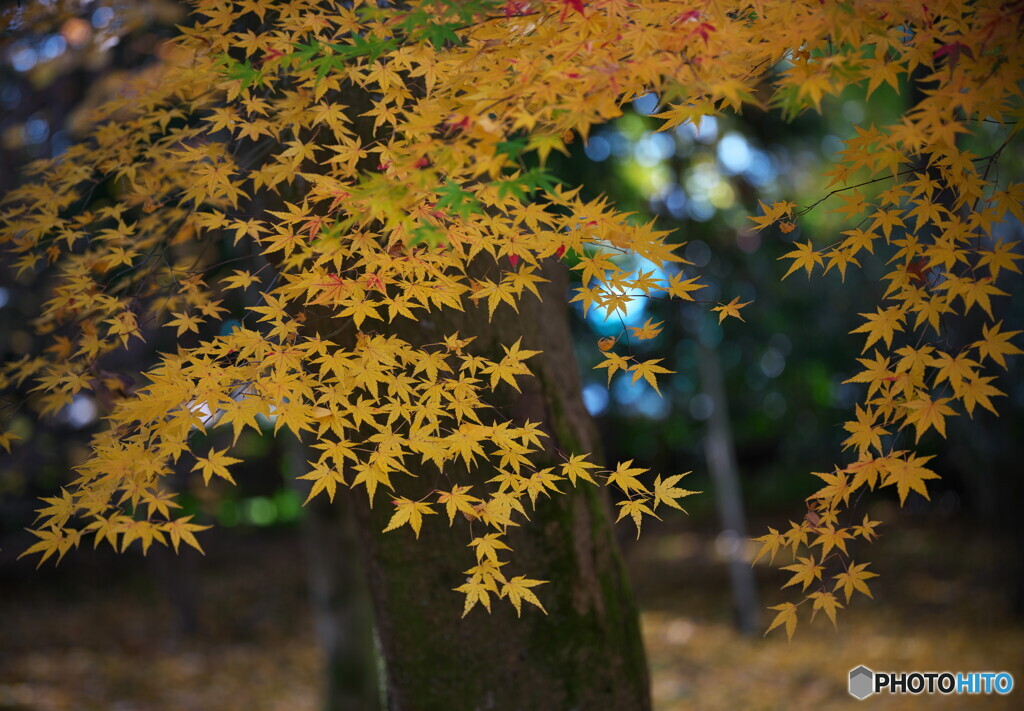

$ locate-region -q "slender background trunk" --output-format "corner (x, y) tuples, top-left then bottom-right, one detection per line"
(696, 339), (760, 636)
(287, 436), (382, 711)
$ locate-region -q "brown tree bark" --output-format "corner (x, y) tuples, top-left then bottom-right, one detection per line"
(346, 259), (651, 711)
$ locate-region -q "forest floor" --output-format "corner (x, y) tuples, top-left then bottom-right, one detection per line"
(631, 511), (1023, 710)
(1, 511), (1020, 710)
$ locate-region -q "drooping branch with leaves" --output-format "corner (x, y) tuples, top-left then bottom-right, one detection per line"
(1, 0), (1021, 641)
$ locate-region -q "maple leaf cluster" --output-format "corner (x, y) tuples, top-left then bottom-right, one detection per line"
(748, 0), (1024, 638)
(1, 0), (1021, 628)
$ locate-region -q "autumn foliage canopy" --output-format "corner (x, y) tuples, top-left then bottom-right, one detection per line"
(1, 0), (1022, 637)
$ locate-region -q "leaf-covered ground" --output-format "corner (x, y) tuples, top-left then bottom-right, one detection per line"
(1, 518), (1020, 710)
(632, 518), (1023, 710)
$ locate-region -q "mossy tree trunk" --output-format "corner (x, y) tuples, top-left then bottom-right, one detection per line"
(347, 259), (651, 711)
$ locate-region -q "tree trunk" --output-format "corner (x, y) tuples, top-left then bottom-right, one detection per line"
(287, 436), (383, 711)
(696, 339), (760, 636)
(348, 259), (651, 711)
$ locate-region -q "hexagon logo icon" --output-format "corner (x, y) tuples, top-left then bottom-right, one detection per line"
(849, 666), (874, 700)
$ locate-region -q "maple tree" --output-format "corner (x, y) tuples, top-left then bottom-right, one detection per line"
(1, 0), (1023, 703)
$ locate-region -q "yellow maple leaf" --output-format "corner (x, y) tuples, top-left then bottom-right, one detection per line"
(752, 527), (785, 564)
(192, 448), (242, 485)
(629, 358), (672, 395)
(501, 576), (547, 616)
(958, 375), (1001, 416)
(652, 473), (698, 512)
(765, 602), (799, 641)
(881, 453), (939, 504)
(162, 515), (211, 554)
(297, 460), (347, 504)
(711, 297), (751, 324)
(833, 562), (879, 602)
(842, 405), (889, 456)
(560, 454), (600, 486)
(594, 350), (631, 386)
(902, 395), (956, 441)
(779, 240), (823, 279)
(436, 485), (481, 524)
(454, 577), (493, 617)
(383, 497), (436, 538)
(628, 318), (663, 340)
(973, 321), (1022, 368)
(606, 460), (649, 494)
(809, 591), (843, 628)
(851, 307), (904, 351)
(616, 498), (658, 539)
(781, 555), (824, 591)
(469, 533), (512, 564)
